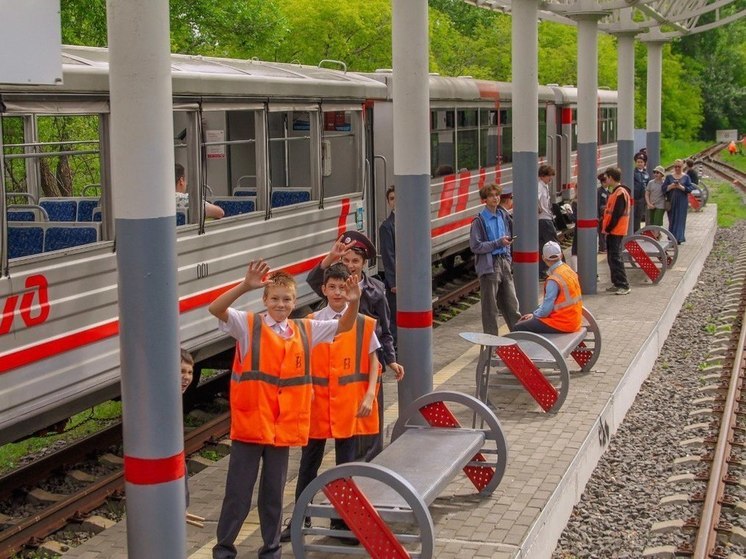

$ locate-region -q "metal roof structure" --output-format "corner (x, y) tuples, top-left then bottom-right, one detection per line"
(463, 0), (745, 39)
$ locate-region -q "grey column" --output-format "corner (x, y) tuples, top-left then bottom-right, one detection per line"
(645, 31), (665, 173)
(392, 0), (433, 411)
(511, 0), (540, 313)
(574, 13), (604, 295)
(106, 1), (186, 557)
(615, 24), (637, 235)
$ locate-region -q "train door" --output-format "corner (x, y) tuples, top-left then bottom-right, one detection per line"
(363, 103), (377, 247)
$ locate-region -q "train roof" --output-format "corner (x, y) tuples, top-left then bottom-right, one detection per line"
(0, 45), (388, 101)
(363, 71), (617, 105)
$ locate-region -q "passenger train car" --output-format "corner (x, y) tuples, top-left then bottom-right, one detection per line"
(0, 46), (617, 445)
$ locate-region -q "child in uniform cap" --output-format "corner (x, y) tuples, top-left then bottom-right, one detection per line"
(514, 241), (583, 334)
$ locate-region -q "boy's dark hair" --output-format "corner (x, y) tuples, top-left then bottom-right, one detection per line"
(323, 262), (350, 284)
(434, 164), (454, 177)
(180, 348), (194, 366)
(263, 271), (297, 297)
(604, 166), (621, 182)
(686, 158), (695, 167)
(538, 164), (556, 178)
(479, 183), (501, 200)
(385, 185), (395, 200)
(175, 163), (185, 185)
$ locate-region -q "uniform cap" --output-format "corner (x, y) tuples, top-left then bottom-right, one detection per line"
(341, 230), (376, 260)
(499, 185), (513, 198)
(542, 241), (563, 261)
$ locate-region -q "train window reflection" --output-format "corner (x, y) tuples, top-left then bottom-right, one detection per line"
(269, 110), (315, 208)
(322, 109), (361, 198)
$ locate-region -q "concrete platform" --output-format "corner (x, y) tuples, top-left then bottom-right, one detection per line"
(62, 206), (717, 559)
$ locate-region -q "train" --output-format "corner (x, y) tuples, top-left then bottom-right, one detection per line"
(0, 45), (618, 446)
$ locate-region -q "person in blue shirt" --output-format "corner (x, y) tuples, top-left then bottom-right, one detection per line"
(469, 183), (521, 334)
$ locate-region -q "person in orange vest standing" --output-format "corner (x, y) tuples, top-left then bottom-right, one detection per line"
(209, 260), (361, 559)
(280, 263), (383, 544)
(728, 140), (738, 156)
(601, 166), (632, 295)
(514, 241), (583, 333)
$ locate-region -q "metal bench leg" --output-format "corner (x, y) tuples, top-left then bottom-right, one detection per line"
(573, 308), (602, 372)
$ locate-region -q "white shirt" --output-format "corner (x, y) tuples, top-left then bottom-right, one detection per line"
(313, 303), (381, 354)
(219, 307), (338, 363)
(538, 179), (553, 221)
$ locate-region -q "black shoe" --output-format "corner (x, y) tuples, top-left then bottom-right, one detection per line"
(280, 518), (311, 543)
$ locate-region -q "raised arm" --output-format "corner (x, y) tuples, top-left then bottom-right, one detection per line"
(335, 273), (361, 335)
(208, 260), (269, 322)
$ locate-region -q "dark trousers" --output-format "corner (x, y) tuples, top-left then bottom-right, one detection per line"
(538, 219), (560, 278)
(384, 287), (397, 347)
(294, 437), (356, 501)
(606, 234), (629, 289)
(633, 198), (646, 232)
(213, 442), (289, 559)
(355, 382), (384, 461)
(513, 316), (565, 334)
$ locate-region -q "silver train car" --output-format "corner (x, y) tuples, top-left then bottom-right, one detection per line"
(0, 46), (617, 445)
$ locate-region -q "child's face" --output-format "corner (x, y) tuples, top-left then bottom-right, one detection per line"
(263, 285), (297, 322)
(341, 251), (365, 277)
(180, 360), (194, 393)
(321, 277), (348, 312)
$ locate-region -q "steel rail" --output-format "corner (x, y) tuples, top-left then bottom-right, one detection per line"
(692, 304), (746, 557)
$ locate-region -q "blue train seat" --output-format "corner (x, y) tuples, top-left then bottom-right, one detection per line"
(92, 208), (103, 222)
(44, 224), (100, 252)
(7, 205), (50, 222)
(176, 209), (187, 226)
(271, 188), (311, 208)
(212, 197), (256, 217)
(40, 198), (78, 221)
(77, 198), (100, 222)
(233, 187), (257, 197)
(8, 226), (45, 258)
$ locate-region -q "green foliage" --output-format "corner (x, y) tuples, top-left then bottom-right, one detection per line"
(706, 179), (746, 228)
(660, 138), (710, 166)
(0, 401), (122, 474)
(719, 150), (746, 173)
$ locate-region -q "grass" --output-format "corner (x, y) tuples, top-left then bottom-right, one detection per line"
(0, 401), (122, 474)
(719, 150), (746, 173)
(660, 138), (711, 165)
(704, 179), (746, 228)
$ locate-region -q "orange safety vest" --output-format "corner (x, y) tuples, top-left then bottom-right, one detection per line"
(308, 313), (380, 439)
(539, 262), (583, 333)
(602, 186), (631, 236)
(229, 314), (313, 446)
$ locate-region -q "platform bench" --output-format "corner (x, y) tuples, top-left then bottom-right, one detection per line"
(290, 391), (508, 559)
(465, 308), (602, 413)
(622, 225), (679, 284)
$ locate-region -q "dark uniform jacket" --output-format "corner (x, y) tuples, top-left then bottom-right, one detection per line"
(378, 211), (396, 291)
(307, 264), (396, 366)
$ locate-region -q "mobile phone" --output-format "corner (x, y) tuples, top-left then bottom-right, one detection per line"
(511, 235), (518, 240)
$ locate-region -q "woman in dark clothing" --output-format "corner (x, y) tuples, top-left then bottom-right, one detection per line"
(662, 159), (694, 244)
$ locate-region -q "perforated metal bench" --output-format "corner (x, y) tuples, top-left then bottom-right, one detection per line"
(465, 308), (601, 413)
(623, 225), (678, 284)
(290, 391), (508, 559)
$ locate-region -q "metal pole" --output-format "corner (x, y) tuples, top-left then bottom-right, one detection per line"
(392, 0), (433, 411)
(615, 28), (637, 235)
(645, 31), (665, 173)
(106, 1), (187, 557)
(575, 13), (603, 295)
(511, 0), (540, 312)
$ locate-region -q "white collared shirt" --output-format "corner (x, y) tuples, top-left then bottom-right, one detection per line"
(314, 304), (381, 354)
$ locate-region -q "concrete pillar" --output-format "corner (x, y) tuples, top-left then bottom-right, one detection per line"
(511, 0), (540, 312)
(392, 0), (433, 411)
(106, 1), (186, 557)
(645, 31), (666, 173)
(615, 30), (637, 235)
(574, 14), (604, 295)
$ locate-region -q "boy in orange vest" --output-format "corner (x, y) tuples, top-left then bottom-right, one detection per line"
(209, 260), (361, 559)
(280, 263), (381, 543)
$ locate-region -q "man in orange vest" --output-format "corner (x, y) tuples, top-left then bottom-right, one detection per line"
(209, 260), (361, 559)
(728, 140), (738, 155)
(280, 263), (381, 544)
(601, 166), (631, 295)
(514, 241), (583, 333)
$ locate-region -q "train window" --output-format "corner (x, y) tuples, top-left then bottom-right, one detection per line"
(456, 109), (478, 171)
(268, 110), (317, 208)
(3, 113), (104, 257)
(479, 109), (498, 168)
(430, 109), (455, 176)
(499, 108), (512, 165)
(538, 107), (547, 160)
(322, 108), (362, 197)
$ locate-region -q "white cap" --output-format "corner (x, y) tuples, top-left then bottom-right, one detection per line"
(542, 241), (562, 261)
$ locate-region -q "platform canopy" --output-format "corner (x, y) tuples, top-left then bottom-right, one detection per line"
(463, 0), (746, 38)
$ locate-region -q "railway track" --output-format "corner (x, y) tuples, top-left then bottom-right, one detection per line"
(645, 245), (746, 558)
